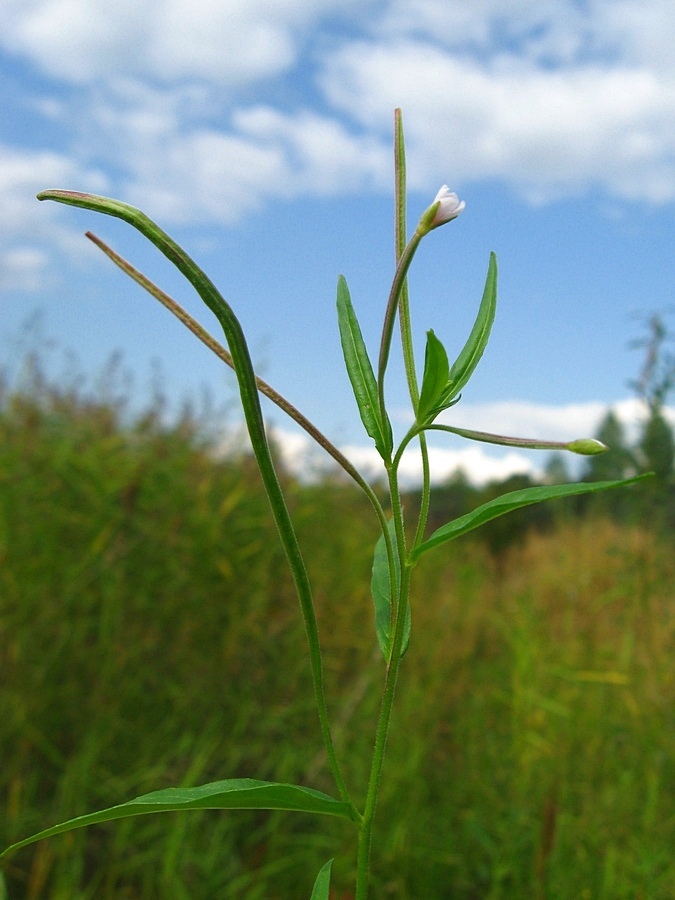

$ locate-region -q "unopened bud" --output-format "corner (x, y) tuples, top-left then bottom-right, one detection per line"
(567, 438), (608, 456)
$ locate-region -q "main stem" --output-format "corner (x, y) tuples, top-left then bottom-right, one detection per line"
(355, 466), (412, 898)
(355, 111), (424, 895)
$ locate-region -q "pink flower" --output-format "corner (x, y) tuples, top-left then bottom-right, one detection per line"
(418, 186), (465, 234)
(432, 185), (465, 223)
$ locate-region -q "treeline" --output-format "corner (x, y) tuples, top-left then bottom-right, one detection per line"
(3, 341), (674, 567)
(411, 311), (675, 553)
(406, 399), (675, 558)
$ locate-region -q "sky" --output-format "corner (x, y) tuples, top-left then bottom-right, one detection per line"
(2, 0), (675, 486)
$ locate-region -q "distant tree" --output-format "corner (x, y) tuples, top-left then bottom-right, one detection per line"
(584, 410), (636, 482)
(639, 411), (675, 481)
(626, 311), (675, 526)
(628, 311), (675, 416)
(544, 452), (569, 485)
(424, 468), (477, 533)
(629, 311), (675, 485)
(475, 473), (554, 556)
(581, 410), (639, 520)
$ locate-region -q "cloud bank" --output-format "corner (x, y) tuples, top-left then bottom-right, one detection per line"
(268, 397), (663, 487)
(3, 0), (675, 287)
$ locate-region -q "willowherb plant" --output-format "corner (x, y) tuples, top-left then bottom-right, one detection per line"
(0, 110), (645, 897)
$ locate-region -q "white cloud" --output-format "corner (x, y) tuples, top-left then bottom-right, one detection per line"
(4, 0), (675, 244)
(374, 0), (675, 73)
(69, 87), (390, 224)
(0, 144), (108, 291)
(0, 247), (51, 292)
(122, 125), (289, 225)
(435, 399), (616, 442)
(127, 105), (388, 224)
(216, 392), (675, 488)
(266, 398), (668, 487)
(373, 0), (590, 62)
(267, 423), (543, 487)
(593, 0), (675, 74)
(1, 0), (368, 85)
(434, 397), (655, 446)
(320, 41), (675, 203)
(340, 439), (540, 487)
(233, 107), (390, 195)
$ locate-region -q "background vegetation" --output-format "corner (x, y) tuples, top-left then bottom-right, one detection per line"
(0, 349), (673, 898)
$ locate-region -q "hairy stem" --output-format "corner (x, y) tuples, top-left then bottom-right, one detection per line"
(393, 109), (432, 550)
(356, 463), (412, 898)
(377, 231), (422, 429)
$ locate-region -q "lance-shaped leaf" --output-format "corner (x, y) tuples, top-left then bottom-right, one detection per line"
(412, 475), (650, 560)
(417, 329), (450, 423)
(310, 859), (334, 899)
(443, 251), (497, 404)
(0, 779), (355, 859)
(371, 520), (411, 659)
(337, 275), (393, 458)
(36, 189), (354, 814)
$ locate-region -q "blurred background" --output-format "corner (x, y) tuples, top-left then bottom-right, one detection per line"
(1, 2), (674, 897)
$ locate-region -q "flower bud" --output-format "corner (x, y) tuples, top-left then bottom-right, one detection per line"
(417, 186), (465, 235)
(566, 438), (608, 456)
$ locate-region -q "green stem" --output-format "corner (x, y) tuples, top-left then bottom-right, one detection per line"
(377, 231), (422, 429)
(38, 190), (356, 817)
(355, 463), (411, 898)
(85, 230), (389, 533)
(391, 424), (426, 472)
(393, 110), (416, 409)
(425, 423), (591, 452)
(355, 117), (431, 894)
(393, 109), (432, 551)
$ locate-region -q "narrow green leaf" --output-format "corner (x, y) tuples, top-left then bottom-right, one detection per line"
(310, 859), (334, 899)
(417, 330), (450, 423)
(413, 475), (650, 560)
(371, 520), (410, 659)
(337, 275), (393, 458)
(1, 779), (355, 859)
(371, 521), (398, 658)
(36, 191), (354, 808)
(444, 251), (498, 403)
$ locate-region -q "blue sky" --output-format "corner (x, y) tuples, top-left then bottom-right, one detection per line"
(2, 0), (675, 485)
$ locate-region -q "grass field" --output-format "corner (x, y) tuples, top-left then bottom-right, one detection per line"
(1, 378), (673, 898)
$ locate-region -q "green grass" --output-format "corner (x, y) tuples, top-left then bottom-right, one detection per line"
(1, 379), (673, 898)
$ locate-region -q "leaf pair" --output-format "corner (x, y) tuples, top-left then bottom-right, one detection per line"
(417, 252), (497, 425)
(337, 251), (496, 446)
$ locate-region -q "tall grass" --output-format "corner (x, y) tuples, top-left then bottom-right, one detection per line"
(1, 376), (673, 898)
